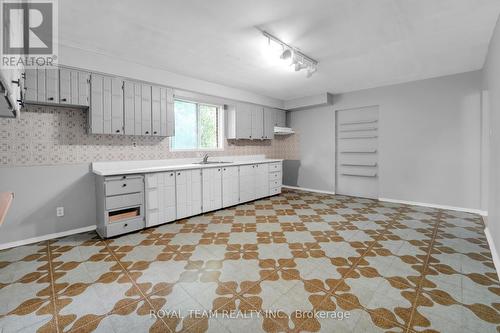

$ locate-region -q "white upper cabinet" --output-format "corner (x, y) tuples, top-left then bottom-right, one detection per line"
(227, 103), (272, 140)
(263, 107), (274, 139)
(123, 80), (135, 135)
(151, 86), (161, 136)
(141, 84), (152, 135)
(59, 68), (90, 106)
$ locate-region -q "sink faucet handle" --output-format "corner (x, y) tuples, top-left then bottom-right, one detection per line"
(202, 153), (209, 163)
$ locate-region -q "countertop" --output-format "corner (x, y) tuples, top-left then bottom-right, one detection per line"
(92, 157), (283, 176)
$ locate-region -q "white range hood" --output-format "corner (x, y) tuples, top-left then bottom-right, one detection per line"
(274, 126), (294, 135)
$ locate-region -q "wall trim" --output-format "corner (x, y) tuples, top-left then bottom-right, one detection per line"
(0, 225), (97, 250)
(379, 197), (488, 216)
(282, 185), (335, 195)
(484, 226), (500, 282)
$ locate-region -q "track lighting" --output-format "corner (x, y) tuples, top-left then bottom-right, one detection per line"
(262, 31), (318, 78)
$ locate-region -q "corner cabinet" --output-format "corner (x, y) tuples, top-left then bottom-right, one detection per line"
(227, 103), (283, 140)
(89, 76), (174, 137)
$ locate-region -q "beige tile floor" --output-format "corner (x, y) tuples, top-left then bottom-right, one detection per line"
(0, 189), (499, 332)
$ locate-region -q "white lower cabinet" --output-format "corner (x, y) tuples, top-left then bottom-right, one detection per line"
(255, 164), (269, 198)
(176, 169), (202, 219)
(145, 172), (176, 227)
(239, 165), (256, 203)
(202, 167), (223, 212)
(222, 166), (239, 207)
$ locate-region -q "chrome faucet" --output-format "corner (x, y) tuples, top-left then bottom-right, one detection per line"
(202, 153), (209, 163)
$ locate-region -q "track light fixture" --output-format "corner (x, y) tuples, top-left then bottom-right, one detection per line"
(262, 31), (318, 78)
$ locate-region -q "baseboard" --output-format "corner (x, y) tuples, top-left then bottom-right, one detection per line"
(0, 225), (97, 250)
(282, 185), (335, 195)
(378, 197), (488, 216)
(484, 226), (500, 282)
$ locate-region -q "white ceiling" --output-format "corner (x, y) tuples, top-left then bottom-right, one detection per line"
(60, 0), (500, 100)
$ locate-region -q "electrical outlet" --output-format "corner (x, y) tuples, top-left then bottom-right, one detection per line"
(56, 207), (64, 217)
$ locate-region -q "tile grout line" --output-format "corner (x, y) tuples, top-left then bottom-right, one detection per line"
(46, 240), (60, 333)
(101, 240), (175, 333)
(404, 215), (443, 333)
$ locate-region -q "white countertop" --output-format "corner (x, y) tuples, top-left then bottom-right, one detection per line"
(92, 155), (283, 176)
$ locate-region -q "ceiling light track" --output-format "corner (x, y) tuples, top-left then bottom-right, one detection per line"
(262, 31), (318, 77)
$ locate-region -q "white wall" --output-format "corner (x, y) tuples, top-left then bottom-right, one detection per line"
(483, 17), (500, 257)
(287, 71), (483, 211)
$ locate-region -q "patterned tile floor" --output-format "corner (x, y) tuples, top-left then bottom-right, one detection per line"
(1, 189), (499, 333)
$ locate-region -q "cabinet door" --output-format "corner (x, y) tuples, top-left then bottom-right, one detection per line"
(222, 166), (239, 207)
(202, 168), (222, 212)
(111, 77), (124, 134)
(90, 74), (103, 134)
(263, 107), (274, 139)
(166, 88), (175, 136)
(24, 69), (37, 101)
(236, 103), (252, 139)
(36, 68), (46, 102)
(159, 87), (168, 136)
(191, 169), (202, 216)
(102, 76), (112, 134)
(251, 106), (264, 139)
(276, 109), (286, 127)
(151, 86), (161, 136)
(239, 164), (256, 203)
(70, 70), (79, 105)
(78, 71), (90, 106)
(176, 170), (188, 219)
(123, 81), (135, 135)
(141, 84), (152, 135)
(255, 164), (269, 198)
(163, 172), (177, 222)
(59, 68), (71, 104)
(45, 68), (58, 103)
(134, 83), (142, 135)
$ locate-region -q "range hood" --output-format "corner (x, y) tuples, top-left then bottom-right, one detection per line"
(274, 126), (295, 135)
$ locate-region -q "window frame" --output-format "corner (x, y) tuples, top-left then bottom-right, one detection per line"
(170, 98), (225, 152)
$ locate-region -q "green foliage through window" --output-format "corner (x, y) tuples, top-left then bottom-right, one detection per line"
(172, 100), (221, 150)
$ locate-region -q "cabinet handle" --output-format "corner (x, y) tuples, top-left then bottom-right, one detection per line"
(249, 135), (252, 138)
(115, 129), (120, 133)
(48, 97), (54, 101)
(61, 98), (67, 102)
(218, 168), (220, 171)
(124, 223), (128, 227)
(122, 183), (127, 187)
(153, 131), (157, 134)
(170, 173), (173, 176)
(223, 168), (226, 171)
(177, 172), (180, 175)
(145, 131), (149, 134)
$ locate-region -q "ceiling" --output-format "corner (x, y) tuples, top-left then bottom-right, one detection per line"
(59, 0), (500, 100)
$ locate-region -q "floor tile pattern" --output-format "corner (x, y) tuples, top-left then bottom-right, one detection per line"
(0, 189), (499, 332)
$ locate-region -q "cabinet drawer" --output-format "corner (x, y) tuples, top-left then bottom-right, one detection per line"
(270, 186), (281, 195)
(269, 171), (282, 181)
(269, 179), (281, 189)
(105, 177), (143, 196)
(105, 192), (143, 210)
(105, 217), (144, 237)
(268, 162), (282, 172)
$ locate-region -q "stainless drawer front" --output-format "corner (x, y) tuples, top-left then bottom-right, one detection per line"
(105, 192), (143, 210)
(105, 178), (143, 196)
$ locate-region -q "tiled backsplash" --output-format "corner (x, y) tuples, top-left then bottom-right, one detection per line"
(0, 105), (300, 167)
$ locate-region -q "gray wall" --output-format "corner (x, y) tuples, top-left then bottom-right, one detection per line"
(0, 164), (96, 245)
(483, 17), (500, 254)
(286, 71), (483, 210)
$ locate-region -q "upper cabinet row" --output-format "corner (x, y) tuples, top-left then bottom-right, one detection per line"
(24, 68), (174, 137)
(89, 75), (174, 136)
(226, 103), (286, 140)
